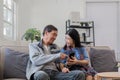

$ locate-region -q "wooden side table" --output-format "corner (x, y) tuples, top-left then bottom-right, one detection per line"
(95, 72), (120, 80)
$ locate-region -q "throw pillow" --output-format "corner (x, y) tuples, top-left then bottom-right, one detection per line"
(90, 48), (117, 72)
(4, 48), (29, 79)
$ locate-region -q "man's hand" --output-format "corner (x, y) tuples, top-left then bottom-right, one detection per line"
(62, 67), (70, 73)
(60, 53), (67, 59)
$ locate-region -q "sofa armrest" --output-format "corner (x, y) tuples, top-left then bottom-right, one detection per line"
(0, 45), (29, 79)
(0, 47), (4, 80)
(0, 57), (1, 80)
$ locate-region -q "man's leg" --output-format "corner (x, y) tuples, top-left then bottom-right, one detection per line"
(55, 70), (85, 80)
(33, 71), (50, 80)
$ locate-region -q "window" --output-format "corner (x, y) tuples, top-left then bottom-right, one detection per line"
(3, 0), (16, 40)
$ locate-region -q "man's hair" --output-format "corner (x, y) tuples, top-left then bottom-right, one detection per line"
(43, 25), (58, 35)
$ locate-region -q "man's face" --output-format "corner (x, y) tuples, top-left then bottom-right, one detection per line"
(45, 30), (58, 44)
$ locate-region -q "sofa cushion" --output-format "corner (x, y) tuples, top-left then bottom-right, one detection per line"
(4, 48), (29, 79)
(90, 48), (117, 72)
(4, 79), (26, 80)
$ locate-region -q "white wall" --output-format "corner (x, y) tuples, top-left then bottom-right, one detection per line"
(119, 2), (120, 49)
(1, 0), (120, 51)
(87, 0), (120, 51)
(117, 1), (120, 61)
(86, 0), (120, 61)
(18, 0), (33, 40)
(18, 0), (86, 47)
(86, 2), (118, 49)
(86, 0), (120, 2)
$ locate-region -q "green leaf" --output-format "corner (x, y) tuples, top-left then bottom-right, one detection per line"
(22, 28), (41, 43)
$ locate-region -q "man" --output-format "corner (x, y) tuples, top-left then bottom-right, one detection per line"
(26, 25), (85, 80)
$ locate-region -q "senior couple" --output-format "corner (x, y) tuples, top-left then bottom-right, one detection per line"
(26, 25), (97, 80)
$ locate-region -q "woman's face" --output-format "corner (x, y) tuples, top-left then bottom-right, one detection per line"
(65, 35), (74, 47)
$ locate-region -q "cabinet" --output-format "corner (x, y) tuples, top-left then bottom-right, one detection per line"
(66, 20), (95, 46)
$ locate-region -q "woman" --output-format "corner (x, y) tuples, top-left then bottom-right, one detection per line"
(60, 29), (97, 80)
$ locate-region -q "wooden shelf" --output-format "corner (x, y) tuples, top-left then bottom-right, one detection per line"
(68, 25), (92, 29)
(81, 41), (94, 44)
(66, 20), (95, 46)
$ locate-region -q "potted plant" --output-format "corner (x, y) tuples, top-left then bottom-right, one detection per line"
(117, 63), (120, 72)
(22, 28), (41, 43)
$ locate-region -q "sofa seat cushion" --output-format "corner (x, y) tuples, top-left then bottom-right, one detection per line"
(4, 48), (29, 79)
(4, 79), (26, 80)
(90, 48), (118, 72)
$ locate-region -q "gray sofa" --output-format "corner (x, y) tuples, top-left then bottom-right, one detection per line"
(0, 45), (118, 80)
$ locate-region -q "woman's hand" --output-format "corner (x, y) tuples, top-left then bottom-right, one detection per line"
(62, 67), (70, 73)
(67, 57), (78, 65)
(67, 57), (89, 65)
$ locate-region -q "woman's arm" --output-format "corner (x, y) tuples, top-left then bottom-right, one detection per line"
(76, 47), (89, 65)
(67, 47), (89, 65)
(60, 63), (70, 73)
(67, 57), (89, 65)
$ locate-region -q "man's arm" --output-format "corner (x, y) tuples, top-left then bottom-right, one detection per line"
(29, 43), (61, 66)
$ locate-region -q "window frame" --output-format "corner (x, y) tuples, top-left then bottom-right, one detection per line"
(3, 0), (16, 40)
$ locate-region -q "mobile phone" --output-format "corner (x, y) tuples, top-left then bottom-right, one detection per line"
(69, 52), (75, 59)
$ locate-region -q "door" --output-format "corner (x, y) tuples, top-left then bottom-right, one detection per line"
(86, 1), (118, 49)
